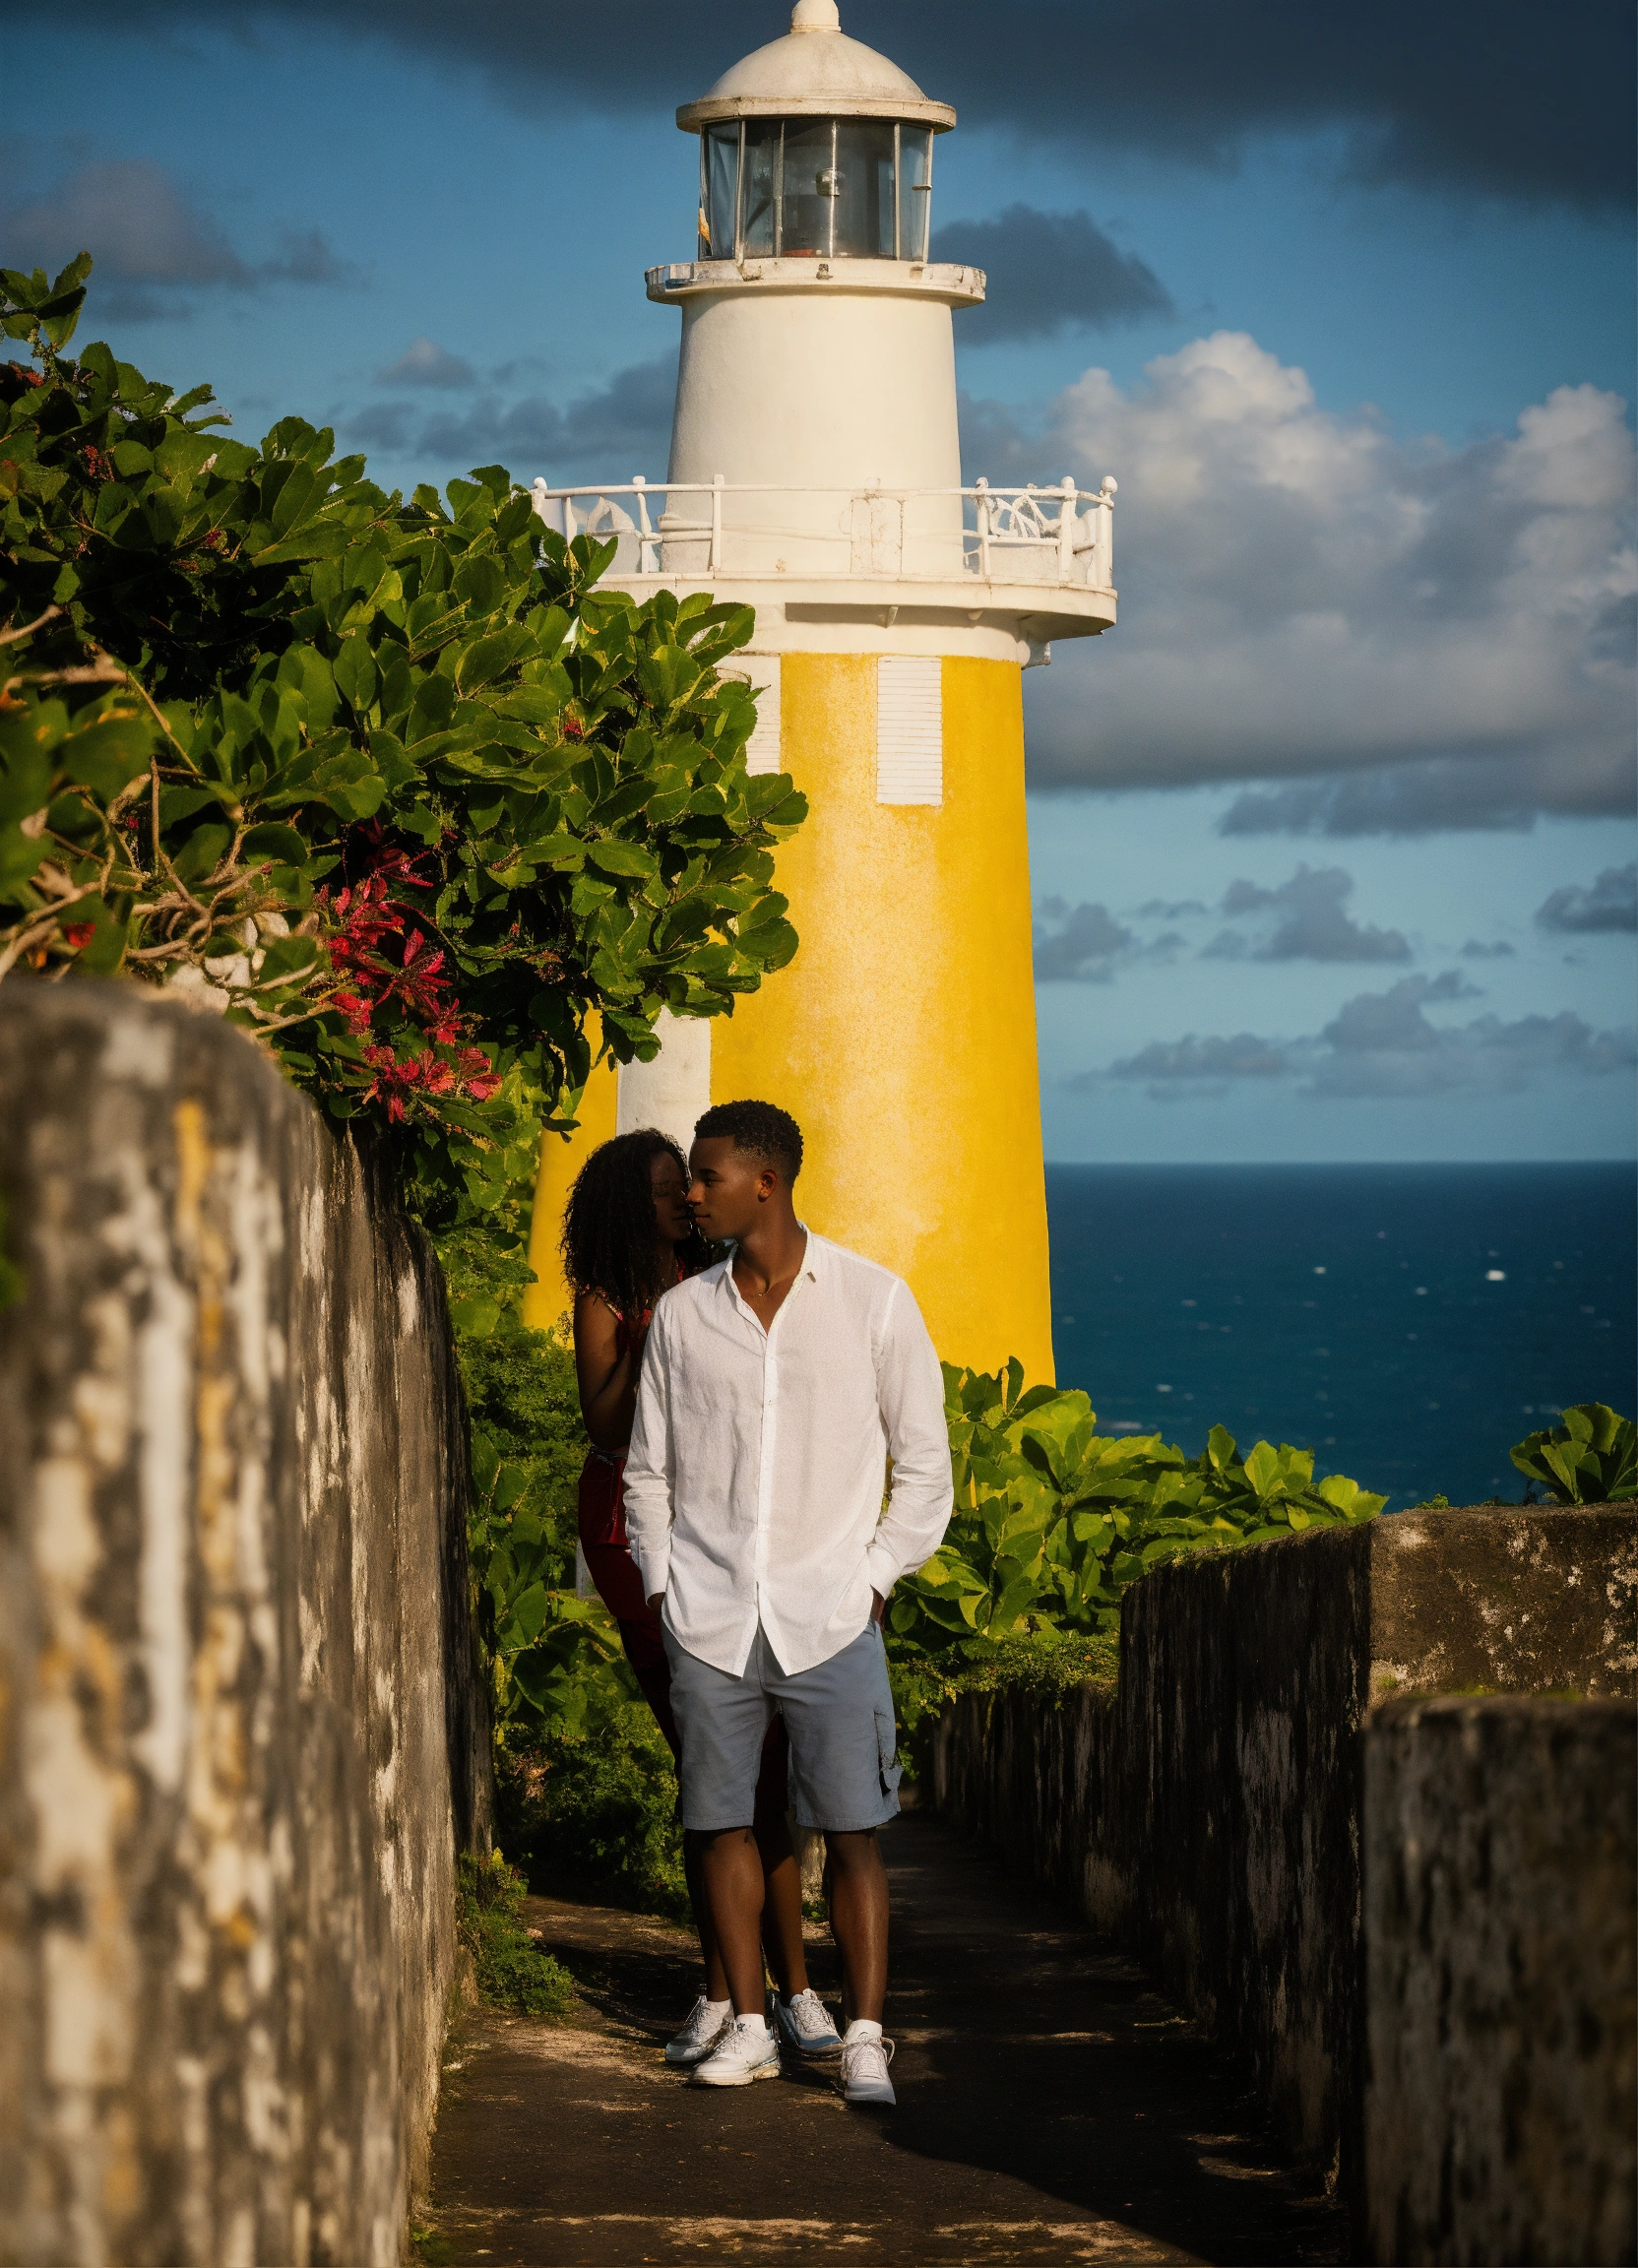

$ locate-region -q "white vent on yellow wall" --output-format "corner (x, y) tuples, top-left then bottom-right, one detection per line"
(875, 657), (943, 805)
(742, 655), (782, 775)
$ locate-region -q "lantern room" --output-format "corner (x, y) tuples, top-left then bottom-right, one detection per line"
(698, 120), (936, 264)
(679, 0), (955, 266)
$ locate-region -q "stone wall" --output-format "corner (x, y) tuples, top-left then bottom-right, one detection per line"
(1364, 1695), (1637, 2266)
(932, 1506), (1638, 2231)
(0, 980), (490, 2268)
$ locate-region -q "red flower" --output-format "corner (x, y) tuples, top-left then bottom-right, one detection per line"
(62, 921), (95, 950)
(357, 1037), (499, 1123)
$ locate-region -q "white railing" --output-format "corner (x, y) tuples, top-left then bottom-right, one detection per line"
(529, 474), (1116, 590)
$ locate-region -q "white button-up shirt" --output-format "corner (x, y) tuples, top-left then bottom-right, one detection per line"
(622, 1228), (954, 1676)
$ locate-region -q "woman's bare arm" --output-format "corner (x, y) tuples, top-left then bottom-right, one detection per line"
(573, 1289), (647, 1450)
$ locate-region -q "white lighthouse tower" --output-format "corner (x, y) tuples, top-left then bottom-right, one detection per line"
(527, 0), (1116, 1383)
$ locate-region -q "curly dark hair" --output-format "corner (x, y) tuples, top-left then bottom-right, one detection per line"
(559, 1128), (712, 1321)
(692, 1099), (803, 1183)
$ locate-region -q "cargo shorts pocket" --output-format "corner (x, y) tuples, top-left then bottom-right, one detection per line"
(874, 1708), (903, 1799)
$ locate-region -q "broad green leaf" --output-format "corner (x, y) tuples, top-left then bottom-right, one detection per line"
(586, 839), (658, 881)
(241, 822), (309, 865)
(333, 631), (378, 715)
(169, 823), (232, 885)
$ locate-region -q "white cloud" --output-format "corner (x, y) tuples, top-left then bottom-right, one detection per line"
(349, 355), (675, 482)
(1102, 1031), (1292, 1093)
(1313, 976), (1634, 1097)
(0, 158), (359, 318)
(990, 333), (1635, 825)
(1536, 862), (1637, 935)
(1094, 969), (1634, 1101)
(1034, 897), (1133, 980)
(4, 158), (248, 287)
(375, 337), (475, 390)
(1207, 863), (1412, 962)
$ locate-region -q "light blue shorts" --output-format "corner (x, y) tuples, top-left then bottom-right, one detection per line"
(662, 1620), (902, 1834)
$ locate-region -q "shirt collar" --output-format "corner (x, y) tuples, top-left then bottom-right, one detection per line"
(716, 1225), (822, 1322)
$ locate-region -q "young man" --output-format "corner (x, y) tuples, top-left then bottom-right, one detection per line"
(622, 1100), (953, 2106)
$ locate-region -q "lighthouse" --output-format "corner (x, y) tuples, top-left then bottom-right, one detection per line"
(525, 0), (1116, 1383)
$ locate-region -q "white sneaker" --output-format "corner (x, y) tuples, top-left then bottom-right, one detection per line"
(688, 2017), (783, 2088)
(770, 1987), (844, 2057)
(664, 1995), (730, 2067)
(840, 2030), (896, 2107)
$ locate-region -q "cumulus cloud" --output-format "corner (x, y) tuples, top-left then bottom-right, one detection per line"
(262, 227), (361, 285)
(1034, 898), (1135, 980)
(23, 2), (1629, 212)
(346, 404), (417, 453)
(1002, 335), (1635, 828)
(1312, 975), (1632, 1098)
(1101, 1032), (1291, 1093)
(1460, 938), (1516, 960)
(1204, 864), (1412, 962)
(375, 337), (476, 390)
(1536, 862), (1638, 935)
(0, 158), (359, 317)
(1213, 749), (1627, 836)
(1094, 969), (1633, 1102)
(351, 355), (675, 483)
(930, 207), (1171, 343)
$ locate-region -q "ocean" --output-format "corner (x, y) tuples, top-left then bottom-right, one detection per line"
(1045, 1163), (1637, 1512)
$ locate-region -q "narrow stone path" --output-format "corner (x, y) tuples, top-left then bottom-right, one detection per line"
(416, 1812), (1343, 2267)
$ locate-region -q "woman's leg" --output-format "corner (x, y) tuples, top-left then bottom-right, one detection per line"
(578, 1461), (729, 2002)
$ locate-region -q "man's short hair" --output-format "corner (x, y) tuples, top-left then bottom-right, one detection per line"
(693, 1100), (803, 1183)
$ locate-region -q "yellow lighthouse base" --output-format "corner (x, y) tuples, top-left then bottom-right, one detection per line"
(525, 651), (1053, 1387)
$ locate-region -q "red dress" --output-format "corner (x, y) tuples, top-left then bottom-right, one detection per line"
(576, 1291), (788, 1819)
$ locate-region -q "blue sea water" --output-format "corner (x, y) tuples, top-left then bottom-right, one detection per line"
(1045, 1163), (1637, 1512)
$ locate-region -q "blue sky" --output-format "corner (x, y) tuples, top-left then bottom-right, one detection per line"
(5, 1), (1633, 1162)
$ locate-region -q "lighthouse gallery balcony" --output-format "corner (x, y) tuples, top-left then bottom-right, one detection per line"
(529, 472), (1117, 651)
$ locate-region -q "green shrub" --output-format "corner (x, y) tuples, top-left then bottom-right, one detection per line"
(458, 1313), (583, 1602)
(495, 1700), (689, 1921)
(1511, 1404), (1636, 1505)
(456, 1851), (573, 2016)
(891, 1360), (1386, 1649)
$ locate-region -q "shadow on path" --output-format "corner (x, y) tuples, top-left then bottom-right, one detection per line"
(417, 1811), (1343, 2266)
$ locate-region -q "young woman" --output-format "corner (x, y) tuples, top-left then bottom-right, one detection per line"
(563, 1127), (840, 2069)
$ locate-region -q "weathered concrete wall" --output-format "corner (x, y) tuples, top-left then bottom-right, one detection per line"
(0, 979), (491, 2268)
(933, 1507), (1638, 2216)
(1364, 1696), (1637, 2267)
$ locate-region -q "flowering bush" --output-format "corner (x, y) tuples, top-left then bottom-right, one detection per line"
(0, 257), (804, 1248)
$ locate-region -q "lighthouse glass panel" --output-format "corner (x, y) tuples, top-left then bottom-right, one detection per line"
(900, 126), (933, 260)
(778, 119), (835, 255)
(704, 124), (739, 257)
(740, 122), (780, 257)
(831, 122), (897, 256)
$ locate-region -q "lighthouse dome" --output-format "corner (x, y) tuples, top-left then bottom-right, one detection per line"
(677, 2), (956, 131)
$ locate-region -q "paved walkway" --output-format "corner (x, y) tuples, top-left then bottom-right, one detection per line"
(416, 1812), (1343, 2267)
